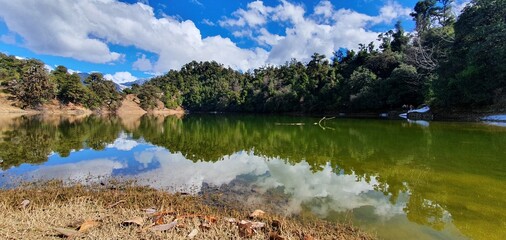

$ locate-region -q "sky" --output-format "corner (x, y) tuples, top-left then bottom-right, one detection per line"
(0, 0), (471, 84)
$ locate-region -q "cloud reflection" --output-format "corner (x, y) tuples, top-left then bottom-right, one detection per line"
(27, 159), (124, 182)
(130, 147), (405, 219)
(106, 133), (139, 151)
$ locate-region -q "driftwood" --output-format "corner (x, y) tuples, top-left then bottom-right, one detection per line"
(274, 123), (305, 126)
(315, 117), (335, 130)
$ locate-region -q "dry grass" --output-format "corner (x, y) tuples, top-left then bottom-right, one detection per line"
(0, 181), (374, 240)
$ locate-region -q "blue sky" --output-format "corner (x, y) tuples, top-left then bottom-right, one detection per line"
(0, 0), (469, 84)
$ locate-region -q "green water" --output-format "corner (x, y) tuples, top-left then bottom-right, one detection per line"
(0, 114), (505, 239)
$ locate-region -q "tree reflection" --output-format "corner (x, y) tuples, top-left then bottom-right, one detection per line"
(0, 115), (122, 169)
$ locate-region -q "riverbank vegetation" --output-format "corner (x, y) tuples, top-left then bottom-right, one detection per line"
(1, 0), (504, 115)
(0, 181), (373, 239)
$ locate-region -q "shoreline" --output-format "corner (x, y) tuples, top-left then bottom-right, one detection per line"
(0, 181), (373, 239)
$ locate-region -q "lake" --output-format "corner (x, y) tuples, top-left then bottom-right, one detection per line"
(0, 114), (505, 240)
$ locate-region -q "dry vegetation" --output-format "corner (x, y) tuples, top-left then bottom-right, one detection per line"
(0, 181), (373, 240)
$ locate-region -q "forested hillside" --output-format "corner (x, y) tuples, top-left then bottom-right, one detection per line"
(0, 54), (121, 111)
(1, 0), (504, 114)
(133, 0), (505, 113)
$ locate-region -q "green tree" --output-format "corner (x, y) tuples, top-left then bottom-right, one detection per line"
(85, 73), (122, 111)
(386, 64), (424, 107)
(7, 60), (55, 108)
(391, 21), (410, 53)
(435, 0), (506, 107)
(138, 84), (163, 110)
(51, 66), (91, 106)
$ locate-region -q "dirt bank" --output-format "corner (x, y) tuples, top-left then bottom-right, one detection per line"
(0, 182), (373, 240)
(0, 93), (185, 118)
(116, 94), (147, 116)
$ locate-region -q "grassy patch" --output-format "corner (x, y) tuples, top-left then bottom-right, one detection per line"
(0, 181), (373, 239)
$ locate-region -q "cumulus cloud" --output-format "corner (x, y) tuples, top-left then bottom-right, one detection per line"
(132, 54), (154, 72)
(220, 1), (272, 27)
(104, 71), (138, 84)
(0, 0), (411, 72)
(0, 0), (267, 72)
(222, 0), (411, 65)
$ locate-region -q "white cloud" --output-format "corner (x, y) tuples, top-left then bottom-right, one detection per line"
(452, 0), (472, 16)
(256, 28), (284, 46)
(68, 68), (81, 74)
(314, 0), (333, 18)
(104, 71), (138, 84)
(0, 0), (412, 72)
(271, 0), (305, 24)
(201, 19), (215, 26)
(132, 54), (153, 71)
(221, 0), (411, 65)
(373, 1), (412, 24)
(220, 1), (273, 27)
(44, 64), (54, 72)
(189, 0), (203, 7)
(0, 0), (267, 72)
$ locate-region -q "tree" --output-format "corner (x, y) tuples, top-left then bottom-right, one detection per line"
(385, 64), (424, 108)
(85, 73), (122, 111)
(391, 21), (409, 53)
(138, 84), (163, 110)
(435, 0), (506, 107)
(8, 60), (55, 108)
(51, 66), (91, 106)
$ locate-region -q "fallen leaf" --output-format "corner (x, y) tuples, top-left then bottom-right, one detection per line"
(53, 227), (79, 238)
(303, 234), (315, 240)
(122, 217), (144, 227)
(269, 231), (285, 240)
(78, 220), (99, 232)
(154, 216), (166, 225)
(249, 209), (265, 218)
(240, 220), (265, 229)
(187, 228), (198, 239)
(152, 210), (176, 218)
(143, 208), (157, 214)
(19, 199), (30, 209)
(238, 222), (254, 238)
(67, 220), (83, 228)
(204, 216), (217, 224)
(224, 217), (237, 223)
(199, 222), (211, 230)
(150, 220), (177, 231)
(108, 200), (126, 208)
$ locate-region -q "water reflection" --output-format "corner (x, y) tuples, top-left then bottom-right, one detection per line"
(0, 114), (505, 240)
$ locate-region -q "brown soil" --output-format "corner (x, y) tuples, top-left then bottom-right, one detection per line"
(116, 94), (147, 116)
(0, 90), (30, 114)
(39, 100), (93, 116)
(149, 99), (185, 118)
(0, 181), (374, 240)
